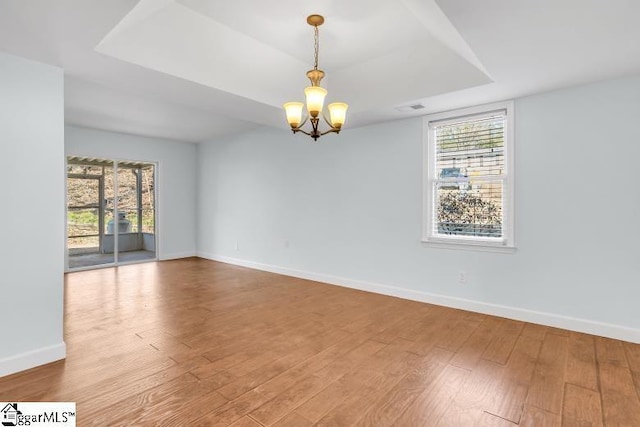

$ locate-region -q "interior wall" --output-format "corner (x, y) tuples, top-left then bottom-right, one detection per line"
(0, 52), (65, 376)
(65, 125), (198, 260)
(197, 74), (640, 342)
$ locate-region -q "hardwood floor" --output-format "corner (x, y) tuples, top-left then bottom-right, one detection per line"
(1, 258), (639, 426)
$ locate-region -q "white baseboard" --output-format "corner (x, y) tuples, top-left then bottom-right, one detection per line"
(0, 342), (66, 378)
(198, 252), (640, 344)
(160, 251), (197, 261)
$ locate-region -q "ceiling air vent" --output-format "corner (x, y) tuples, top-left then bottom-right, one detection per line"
(395, 103), (425, 113)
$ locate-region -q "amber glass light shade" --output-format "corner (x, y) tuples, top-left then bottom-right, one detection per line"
(283, 102), (304, 128)
(304, 86), (327, 118)
(328, 102), (348, 129)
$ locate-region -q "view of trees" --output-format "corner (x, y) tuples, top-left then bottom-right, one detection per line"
(434, 115), (505, 238)
(437, 191), (502, 237)
(438, 192), (501, 224)
(437, 116), (504, 152)
(67, 163), (155, 249)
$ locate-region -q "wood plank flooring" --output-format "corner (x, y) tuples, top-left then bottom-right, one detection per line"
(1, 258), (639, 426)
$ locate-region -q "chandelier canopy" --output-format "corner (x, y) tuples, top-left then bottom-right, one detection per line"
(283, 15), (348, 142)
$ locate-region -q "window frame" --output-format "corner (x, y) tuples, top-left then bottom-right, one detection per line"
(422, 100), (515, 253)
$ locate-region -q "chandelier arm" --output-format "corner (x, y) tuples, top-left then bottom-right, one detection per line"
(321, 111), (334, 128)
(320, 128), (340, 136)
(292, 128), (312, 136)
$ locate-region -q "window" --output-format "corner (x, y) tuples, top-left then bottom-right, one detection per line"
(423, 101), (514, 251)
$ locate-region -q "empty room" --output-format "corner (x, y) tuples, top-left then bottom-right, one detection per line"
(1, 0), (639, 426)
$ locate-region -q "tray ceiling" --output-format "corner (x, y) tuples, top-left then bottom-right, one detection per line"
(0, 0), (639, 142)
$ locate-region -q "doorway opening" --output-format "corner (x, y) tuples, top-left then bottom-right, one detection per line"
(66, 157), (157, 270)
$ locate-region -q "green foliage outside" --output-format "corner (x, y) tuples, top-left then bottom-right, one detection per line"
(67, 210), (155, 234)
(68, 210), (98, 226)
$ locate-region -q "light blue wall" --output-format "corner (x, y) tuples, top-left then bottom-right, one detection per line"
(0, 52), (65, 374)
(197, 74), (640, 340)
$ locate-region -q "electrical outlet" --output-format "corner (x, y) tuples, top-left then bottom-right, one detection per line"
(458, 271), (467, 284)
(234, 240), (239, 251)
(284, 239), (290, 248)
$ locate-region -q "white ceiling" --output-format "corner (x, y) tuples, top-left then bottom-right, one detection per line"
(1, 0), (639, 143)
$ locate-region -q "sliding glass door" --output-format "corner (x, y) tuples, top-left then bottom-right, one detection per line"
(66, 157), (156, 270)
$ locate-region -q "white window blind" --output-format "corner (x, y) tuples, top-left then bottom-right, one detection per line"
(423, 101), (514, 249)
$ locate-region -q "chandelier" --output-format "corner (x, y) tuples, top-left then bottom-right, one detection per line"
(283, 15), (348, 141)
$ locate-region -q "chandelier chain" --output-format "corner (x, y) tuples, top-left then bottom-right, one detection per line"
(313, 25), (319, 70)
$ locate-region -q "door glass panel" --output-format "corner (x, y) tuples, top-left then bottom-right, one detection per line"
(116, 161), (156, 264)
(67, 162), (115, 268)
(141, 164), (156, 258)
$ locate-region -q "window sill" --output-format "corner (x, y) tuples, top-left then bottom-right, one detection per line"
(421, 239), (517, 254)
